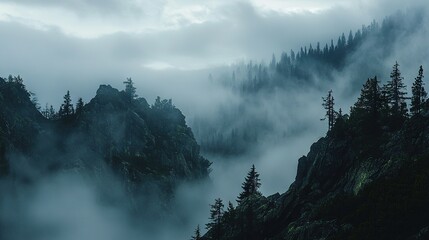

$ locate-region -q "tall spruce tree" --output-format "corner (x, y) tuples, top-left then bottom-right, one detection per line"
(237, 165), (261, 204)
(350, 76), (385, 135)
(385, 61), (408, 118)
(353, 77), (384, 116)
(59, 90), (74, 117)
(206, 198), (224, 240)
(410, 65), (426, 116)
(321, 90), (335, 131)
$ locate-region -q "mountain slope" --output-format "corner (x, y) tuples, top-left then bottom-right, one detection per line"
(200, 71), (429, 240)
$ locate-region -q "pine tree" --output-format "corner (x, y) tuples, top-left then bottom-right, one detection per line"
(59, 90), (74, 117)
(190, 225), (201, 240)
(237, 165), (261, 203)
(353, 77), (384, 116)
(385, 61), (408, 118)
(321, 90), (335, 131)
(410, 65), (426, 116)
(206, 198), (224, 240)
(76, 97), (84, 114)
(123, 77), (137, 100)
(350, 77), (385, 135)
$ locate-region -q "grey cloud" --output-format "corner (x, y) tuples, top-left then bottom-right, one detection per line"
(0, 0), (148, 17)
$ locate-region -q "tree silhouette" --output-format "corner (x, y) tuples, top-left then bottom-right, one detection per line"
(321, 90), (335, 131)
(76, 97), (84, 114)
(353, 77), (384, 116)
(237, 164), (261, 204)
(385, 61), (408, 118)
(410, 65), (426, 116)
(206, 198), (224, 240)
(123, 77), (137, 100)
(190, 225), (201, 240)
(350, 76), (385, 136)
(59, 90), (74, 117)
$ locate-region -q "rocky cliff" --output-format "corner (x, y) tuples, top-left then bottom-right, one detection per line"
(0, 79), (210, 205)
(202, 113), (429, 240)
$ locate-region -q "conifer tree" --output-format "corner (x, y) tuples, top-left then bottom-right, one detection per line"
(353, 77), (383, 116)
(206, 198), (224, 240)
(123, 77), (137, 100)
(75, 97), (84, 114)
(411, 65), (426, 116)
(190, 225), (201, 240)
(59, 90), (74, 117)
(237, 165), (261, 203)
(321, 90), (335, 131)
(350, 77), (385, 134)
(385, 61), (408, 118)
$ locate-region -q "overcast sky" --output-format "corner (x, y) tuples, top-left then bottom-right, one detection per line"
(0, 0), (427, 108)
(1, 2), (428, 238)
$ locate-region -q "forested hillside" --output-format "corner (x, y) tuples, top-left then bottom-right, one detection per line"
(195, 63), (429, 240)
(0, 76), (210, 212)
(193, 10), (426, 156)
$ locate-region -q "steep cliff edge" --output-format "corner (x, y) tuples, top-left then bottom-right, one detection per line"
(202, 113), (429, 240)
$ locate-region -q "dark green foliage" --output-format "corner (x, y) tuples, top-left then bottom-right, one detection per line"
(206, 198), (224, 240)
(329, 109), (349, 139)
(191, 225), (201, 240)
(384, 62), (408, 125)
(237, 164), (261, 204)
(352, 77), (384, 117)
(59, 90), (74, 117)
(411, 66), (426, 116)
(350, 76), (385, 138)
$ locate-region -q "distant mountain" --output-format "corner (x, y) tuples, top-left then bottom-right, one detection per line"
(199, 65), (429, 240)
(0, 77), (210, 208)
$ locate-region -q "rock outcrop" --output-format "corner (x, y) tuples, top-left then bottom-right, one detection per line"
(0, 80), (210, 204)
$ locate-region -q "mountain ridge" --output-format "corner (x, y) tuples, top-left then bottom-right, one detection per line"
(0, 78), (210, 206)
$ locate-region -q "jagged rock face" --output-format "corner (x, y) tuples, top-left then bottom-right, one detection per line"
(0, 82), (210, 193)
(75, 84), (210, 181)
